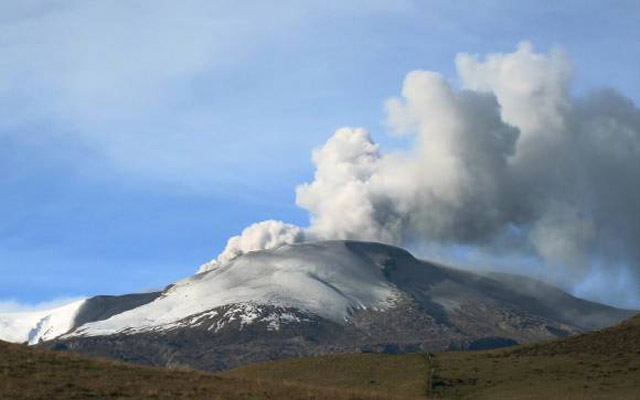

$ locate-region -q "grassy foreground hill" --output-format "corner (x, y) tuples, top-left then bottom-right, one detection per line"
(0, 340), (416, 400)
(225, 314), (640, 399)
(2, 314), (639, 399)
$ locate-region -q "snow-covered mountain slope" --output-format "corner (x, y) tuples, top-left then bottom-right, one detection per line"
(0, 299), (86, 344)
(65, 240), (635, 341)
(0, 293), (160, 345)
(29, 240), (636, 370)
(5, 240), (636, 360)
(69, 241), (398, 337)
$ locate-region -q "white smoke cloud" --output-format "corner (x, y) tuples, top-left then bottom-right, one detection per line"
(198, 220), (305, 273)
(453, 42), (640, 280)
(298, 69), (520, 247)
(456, 42), (572, 138)
(295, 127), (401, 243)
(204, 42), (640, 307)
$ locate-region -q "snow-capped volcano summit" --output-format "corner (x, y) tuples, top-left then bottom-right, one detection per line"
(70, 241), (401, 337)
(2, 241), (636, 371)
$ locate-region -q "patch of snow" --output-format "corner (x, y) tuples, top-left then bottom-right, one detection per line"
(233, 304), (260, 327)
(187, 310), (218, 326)
(264, 311), (305, 331)
(0, 299), (86, 344)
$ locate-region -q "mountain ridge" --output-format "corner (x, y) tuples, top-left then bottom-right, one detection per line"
(67, 240), (637, 338)
(1, 240), (635, 370)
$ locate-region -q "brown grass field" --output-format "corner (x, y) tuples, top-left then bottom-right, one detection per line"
(2, 314), (639, 399)
(0, 340), (418, 400)
(226, 315), (640, 399)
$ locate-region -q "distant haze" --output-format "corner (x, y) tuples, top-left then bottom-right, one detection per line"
(204, 43), (640, 309)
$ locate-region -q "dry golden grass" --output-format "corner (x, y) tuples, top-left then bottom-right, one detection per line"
(426, 314), (640, 399)
(224, 353), (429, 397)
(225, 350), (640, 399)
(0, 340), (417, 399)
(226, 315), (640, 400)
(431, 349), (640, 399)
(4, 314), (640, 399)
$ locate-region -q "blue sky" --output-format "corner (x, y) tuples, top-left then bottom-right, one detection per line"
(1, 1), (639, 304)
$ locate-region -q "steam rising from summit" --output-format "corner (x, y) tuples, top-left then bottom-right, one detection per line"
(202, 43), (640, 307)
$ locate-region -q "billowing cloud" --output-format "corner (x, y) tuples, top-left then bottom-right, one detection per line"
(297, 69), (521, 248)
(198, 220), (305, 273)
(204, 42), (640, 307)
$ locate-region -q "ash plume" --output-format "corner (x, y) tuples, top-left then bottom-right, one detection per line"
(198, 220), (305, 273)
(206, 43), (640, 307)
